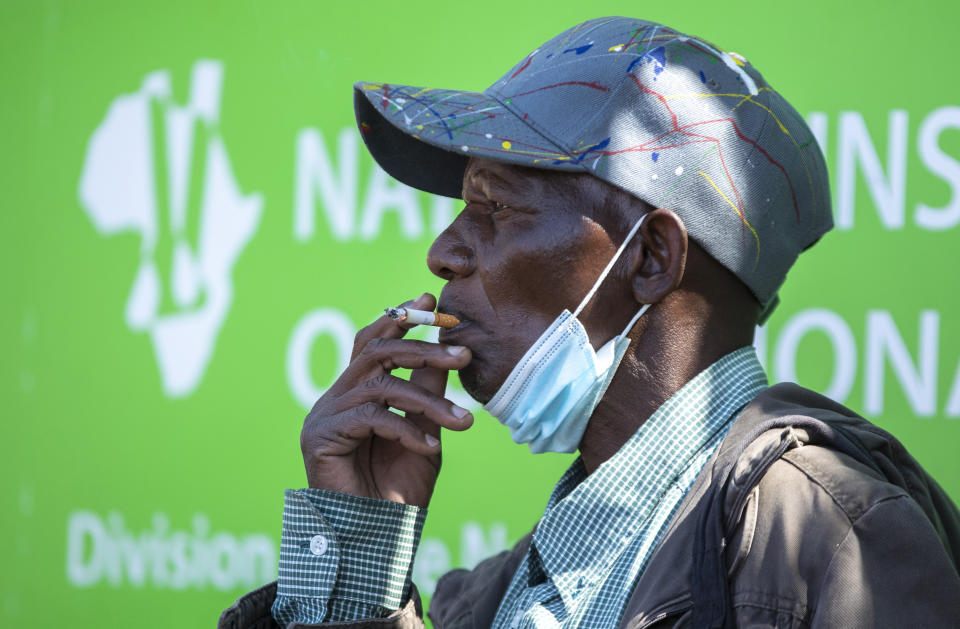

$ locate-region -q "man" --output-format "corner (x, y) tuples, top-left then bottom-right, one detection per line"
(221, 17), (960, 628)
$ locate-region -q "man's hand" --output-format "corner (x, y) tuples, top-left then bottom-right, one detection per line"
(300, 293), (474, 508)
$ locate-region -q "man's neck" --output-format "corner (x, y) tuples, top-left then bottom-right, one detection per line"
(578, 309), (754, 474)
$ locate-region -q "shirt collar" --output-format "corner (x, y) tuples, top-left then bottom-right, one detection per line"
(531, 346), (768, 607)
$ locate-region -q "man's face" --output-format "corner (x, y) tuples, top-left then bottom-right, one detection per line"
(431, 157), (638, 403)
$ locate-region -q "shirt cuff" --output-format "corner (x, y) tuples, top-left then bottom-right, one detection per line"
(271, 488), (427, 625)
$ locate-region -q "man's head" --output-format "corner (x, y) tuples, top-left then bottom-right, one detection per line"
(429, 156), (760, 402)
(355, 16), (832, 318)
(354, 16), (832, 400)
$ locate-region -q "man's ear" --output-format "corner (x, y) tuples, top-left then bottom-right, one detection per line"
(628, 208), (687, 304)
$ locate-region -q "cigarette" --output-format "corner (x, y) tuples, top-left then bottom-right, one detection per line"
(384, 306), (461, 328)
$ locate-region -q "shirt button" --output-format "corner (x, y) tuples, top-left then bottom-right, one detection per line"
(309, 534), (328, 556)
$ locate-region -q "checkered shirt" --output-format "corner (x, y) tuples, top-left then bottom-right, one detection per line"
(491, 347), (767, 628)
(271, 489), (426, 624)
(272, 347), (766, 627)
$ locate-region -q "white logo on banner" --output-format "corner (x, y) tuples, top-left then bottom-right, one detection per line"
(78, 60), (263, 397)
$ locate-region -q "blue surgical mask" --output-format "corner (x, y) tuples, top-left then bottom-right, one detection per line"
(482, 214), (651, 454)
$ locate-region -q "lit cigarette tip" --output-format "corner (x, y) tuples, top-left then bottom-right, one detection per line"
(385, 306), (461, 328)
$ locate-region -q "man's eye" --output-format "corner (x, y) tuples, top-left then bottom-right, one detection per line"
(491, 201), (510, 212)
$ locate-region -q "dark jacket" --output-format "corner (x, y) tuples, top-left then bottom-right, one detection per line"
(220, 384), (960, 628)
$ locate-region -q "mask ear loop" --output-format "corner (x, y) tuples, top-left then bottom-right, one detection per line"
(620, 302), (651, 337)
(572, 213), (650, 320)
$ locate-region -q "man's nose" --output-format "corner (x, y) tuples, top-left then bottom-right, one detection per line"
(427, 226), (476, 281)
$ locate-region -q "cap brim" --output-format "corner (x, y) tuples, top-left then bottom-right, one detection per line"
(354, 82), (579, 199)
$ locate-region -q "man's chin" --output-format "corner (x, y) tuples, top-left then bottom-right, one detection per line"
(457, 365), (496, 405)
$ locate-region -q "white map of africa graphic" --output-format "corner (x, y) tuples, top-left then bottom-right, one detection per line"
(79, 60), (263, 397)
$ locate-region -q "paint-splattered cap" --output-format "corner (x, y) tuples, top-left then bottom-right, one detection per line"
(354, 16), (832, 318)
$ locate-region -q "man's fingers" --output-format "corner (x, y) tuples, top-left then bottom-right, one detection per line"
(351, 293), (437, 360)
(408, 366), (451, 436)
(410, 364), (449, 397)
(314, 404), (442, 457)
(327, 337), (469, 399)
(351, 337), (471, 378)
(338, 373), (473, 432)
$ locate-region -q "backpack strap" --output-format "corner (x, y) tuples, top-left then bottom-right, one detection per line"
(690, 415), (878, 629)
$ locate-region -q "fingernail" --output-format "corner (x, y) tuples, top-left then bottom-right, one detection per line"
(425, 434), (440, 447)
(446, 345), (467, 356)
(451, 405), (470, 420)
(418, 292), (430, 302)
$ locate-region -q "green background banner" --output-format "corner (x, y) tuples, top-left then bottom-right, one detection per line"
(3, 0), (958, 625)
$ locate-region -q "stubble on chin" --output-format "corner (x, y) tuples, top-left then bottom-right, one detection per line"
(458, 349), (522, 406)
(457, 363), (495, 405)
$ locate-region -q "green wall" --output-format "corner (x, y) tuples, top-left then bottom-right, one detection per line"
(2, 0), (958, 625)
